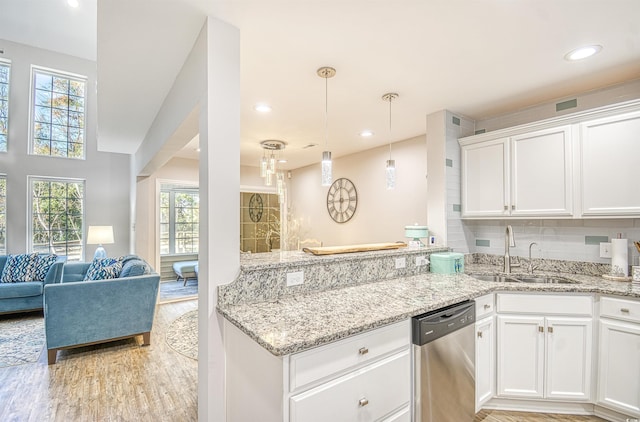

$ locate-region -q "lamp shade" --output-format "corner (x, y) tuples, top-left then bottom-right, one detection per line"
(86, 226), (114, 245)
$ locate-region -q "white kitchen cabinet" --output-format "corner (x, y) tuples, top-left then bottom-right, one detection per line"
(597, 297), (640, 418)
(496, 294), (593, 401)
(460, 125), (573, 218)
(579, 110), (640, 216)
(224, 319), (410, 422)
(475, 315), (495, 410)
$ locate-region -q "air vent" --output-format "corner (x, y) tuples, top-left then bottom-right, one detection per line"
(302, 143), (318, 149)
(556, 99), (577, 112)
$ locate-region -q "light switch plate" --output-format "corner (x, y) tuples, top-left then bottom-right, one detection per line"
(600, 242), (612, 258)
(395, 257), (406, 269)
(286, 271), (304, 286)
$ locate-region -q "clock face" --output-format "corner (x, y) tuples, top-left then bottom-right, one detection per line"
(249, 193), (264, 222)
(327, 178), (358, 223)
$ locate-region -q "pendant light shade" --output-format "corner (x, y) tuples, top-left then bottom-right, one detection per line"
(382, 92), (399, 190)
(318, 66), (336, 186)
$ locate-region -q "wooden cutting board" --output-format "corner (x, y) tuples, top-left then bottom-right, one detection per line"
(303, 242), (407, 256)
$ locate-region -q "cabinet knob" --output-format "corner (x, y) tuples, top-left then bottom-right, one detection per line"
(477, 331), (483, 338)
(621, 308), (630, 313)
(504, 205), (508, 211)
(538, 326), (544, 333)
(358, 398), (369, 407)
(548, 326), (554, 333)
(511, 205), (516, 210)
(484, 304), (491, 310)
(358, 347), (369, 355)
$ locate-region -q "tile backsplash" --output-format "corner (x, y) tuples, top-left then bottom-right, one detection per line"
(461, 219), (640, 265)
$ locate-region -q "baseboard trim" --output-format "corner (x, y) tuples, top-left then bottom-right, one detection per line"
(594, 405), (639, 422)
(482, 398), (639, 422)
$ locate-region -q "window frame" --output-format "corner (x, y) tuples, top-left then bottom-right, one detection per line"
(159, 186), (199, 256)
(28, 65), (87, 160)
(0, 59), (10, 153)
(28, 175), (86, 261)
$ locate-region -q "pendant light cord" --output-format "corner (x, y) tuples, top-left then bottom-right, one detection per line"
(325, 75), (328, 149)
(388, 96), (392, 160)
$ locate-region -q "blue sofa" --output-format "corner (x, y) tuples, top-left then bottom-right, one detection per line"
(0, 255), (65, 315)
(44, 256), (160, 364)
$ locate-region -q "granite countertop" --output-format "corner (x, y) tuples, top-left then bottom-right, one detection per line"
(217, 265), (640, 357)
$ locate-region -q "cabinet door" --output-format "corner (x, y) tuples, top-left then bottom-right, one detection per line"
(510, 126), (573, 216)
(461, 137), (509, 217)
(545, 317), (592, 401)
(580, 111), (640, 216)
(289, 350), (410, 422)
(598, 319), (640, 417)
(497, 315), (545, 398)
(476, 316), (495, 411)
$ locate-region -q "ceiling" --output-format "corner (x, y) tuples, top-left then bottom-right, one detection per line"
(1, 0), (639, 170)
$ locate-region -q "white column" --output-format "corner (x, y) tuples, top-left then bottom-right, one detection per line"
(199, 17), (240, 422)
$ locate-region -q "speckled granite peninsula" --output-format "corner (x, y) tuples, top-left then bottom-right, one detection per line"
(217, 248), (640, 356)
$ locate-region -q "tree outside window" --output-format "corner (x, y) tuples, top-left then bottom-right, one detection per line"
(30, 177), (84, 260)
(0, 61), (9, 152)
(0, 175), (6, 254)
(160, 186), (199, 255)
(31, 68), (86, 158)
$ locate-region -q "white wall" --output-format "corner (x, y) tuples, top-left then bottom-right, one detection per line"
(0, 39), (131, 258)
(288, 136), (427, 247)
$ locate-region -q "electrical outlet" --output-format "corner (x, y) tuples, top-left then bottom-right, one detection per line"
(286, 271), (304, 287)
(415, 256), (428, 267)
(395, 257), (406, 269)
(600, 242), (612, 258)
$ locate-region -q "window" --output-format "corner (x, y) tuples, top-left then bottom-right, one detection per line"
(0, 60), (9, 152)
(0, 175), (5, 254)
(30, 177), (84, 260)
(160, 186), (199, 255)
(31, 67), (86, 158)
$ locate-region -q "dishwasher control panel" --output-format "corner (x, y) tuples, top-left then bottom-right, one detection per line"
(411, 300), (476, 346)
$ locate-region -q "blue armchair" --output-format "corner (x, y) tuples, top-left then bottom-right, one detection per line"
(44, 256), (160, 364)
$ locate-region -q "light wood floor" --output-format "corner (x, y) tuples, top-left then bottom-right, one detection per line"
(0, 299), (198, 422)
(476, 409), (608, 421)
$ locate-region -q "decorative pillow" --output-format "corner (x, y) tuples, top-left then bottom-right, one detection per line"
(120, 259), (150, 278)
(0, 253), (39, 283)
(32, 254), (58, 282)
(84, 257), (124, 281)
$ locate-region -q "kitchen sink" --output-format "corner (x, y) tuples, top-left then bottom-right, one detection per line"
(469, 273), (577, 284)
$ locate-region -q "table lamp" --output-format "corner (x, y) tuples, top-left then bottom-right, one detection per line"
(86, 226), (114, 259)
(405, 224), (428, 248)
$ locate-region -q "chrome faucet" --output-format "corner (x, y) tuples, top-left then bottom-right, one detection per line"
(504, 225), (516, 273)
(528, 242), (538, 274)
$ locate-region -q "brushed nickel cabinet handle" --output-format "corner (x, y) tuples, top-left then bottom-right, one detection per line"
(358, 398), (369, 407)
(484, 304), (491, 310)
(358, 347), (369, 355)
(477, 331), (483, 338)
(548, 326), (554, 333)
(621, 308), (630, 313)
(504, 205), (508, 211)
(538, 326), (544, 333)
(511, 205), (515, 210)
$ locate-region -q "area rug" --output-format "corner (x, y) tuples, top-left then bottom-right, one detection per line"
(0, 313), (45, 367)
(166, 309), (198, 360)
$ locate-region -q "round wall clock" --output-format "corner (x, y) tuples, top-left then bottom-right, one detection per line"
(249, 193), (264, 222)
(326, 178), (358, 223)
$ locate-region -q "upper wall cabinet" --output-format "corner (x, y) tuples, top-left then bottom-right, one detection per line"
(579, 111), (640, 216)
(459, 100), (640, 219)
(460, 126), (573, 218)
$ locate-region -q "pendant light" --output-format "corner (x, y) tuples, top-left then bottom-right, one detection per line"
(318, 66), (336, 186)
(382, 92), (398, 190)
(259, 140), (286, 190)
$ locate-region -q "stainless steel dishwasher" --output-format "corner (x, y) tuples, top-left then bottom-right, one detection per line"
(412, 300), (476, 422)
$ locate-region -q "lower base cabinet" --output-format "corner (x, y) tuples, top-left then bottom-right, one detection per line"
(475, 315), (495, 411)
(597, 297), (640, 418)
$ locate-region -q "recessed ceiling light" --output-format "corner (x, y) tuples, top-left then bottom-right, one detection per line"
(278, 158), (287, 163)
(67, 0), (79, 8)
(360, 130), (374, 138)
(254, 103), (272, 113)
(564, 45), (602, 61)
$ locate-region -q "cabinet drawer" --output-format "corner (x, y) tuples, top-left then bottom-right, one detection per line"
(288, 320), (409, 392)
(497, 293), (592, 316)
(475, 294), (495, 318)
(600, 296), (640, 323)
(289, 349), (410, 422)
